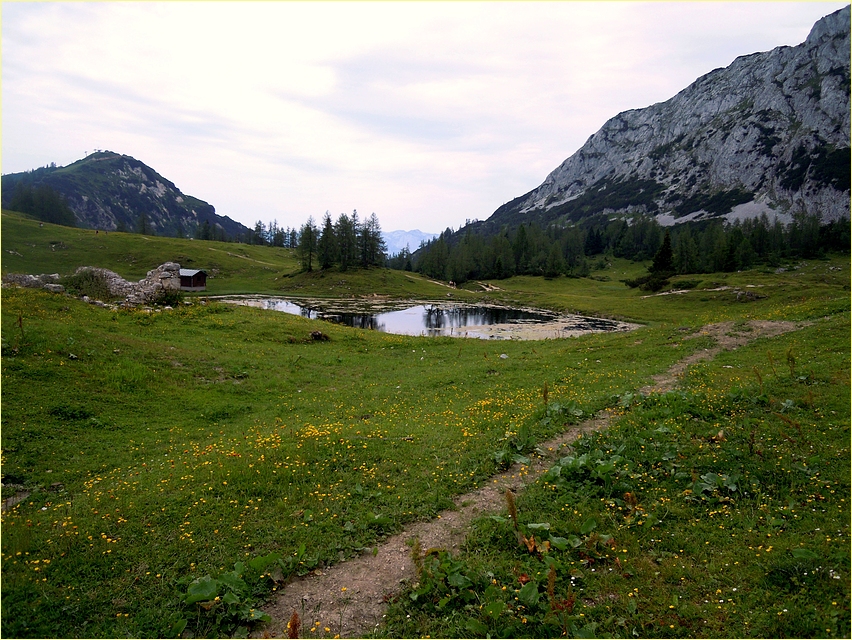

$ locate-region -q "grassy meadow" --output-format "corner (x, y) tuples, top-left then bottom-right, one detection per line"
(381, 316), (850, 639)
(1, 211), (849, 638)
(0, 210), (466, 299)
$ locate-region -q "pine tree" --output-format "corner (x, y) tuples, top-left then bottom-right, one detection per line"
(335, 212), (357, 271)
(253, 220), (267, 245)
(298, 217), (318, 271)
(318, 211), (337, 270)
(673, 227), (700, 274)
(512, 224), (530, 274)
(544, 242), (565, 278)
(9, 183), (76, 227)
(650, 230), (674, 274)
(137, 212), (151, 235)
(364, 213), (387, 267)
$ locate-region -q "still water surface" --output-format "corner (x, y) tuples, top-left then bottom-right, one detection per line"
(218, 296), (632, 340)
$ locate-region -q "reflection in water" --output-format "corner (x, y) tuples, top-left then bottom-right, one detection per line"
(317, 304), (558, 337)
(220, 297), (626, 339)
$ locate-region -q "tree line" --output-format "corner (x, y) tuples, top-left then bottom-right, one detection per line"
(7, 183), (76, 227)
(289, 210), (387, 272)
(410, 212), (850, 284)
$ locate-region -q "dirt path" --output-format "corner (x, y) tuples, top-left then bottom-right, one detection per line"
(255, 320), (804, 638)
(256, 413), (610, 639)
(639, 320), (804, 394)
(206, 246), (279, 267)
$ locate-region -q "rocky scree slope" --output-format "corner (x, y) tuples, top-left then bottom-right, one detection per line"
(480, 7), (850, 233)
(1, 151), (250, 239)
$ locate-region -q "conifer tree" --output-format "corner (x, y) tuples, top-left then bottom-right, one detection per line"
(335, 212), (357, 271)
(650, 230), (674, 274)
(298, 216), (318, 272)
(318, 211), (337, 270)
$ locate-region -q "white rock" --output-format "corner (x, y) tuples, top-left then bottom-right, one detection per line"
(512, 7), (850, 225)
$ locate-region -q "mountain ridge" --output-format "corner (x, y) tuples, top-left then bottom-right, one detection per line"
(1, 151), (250, 239)
(382, 229), (438, 256)
(471, 6), (850, 236)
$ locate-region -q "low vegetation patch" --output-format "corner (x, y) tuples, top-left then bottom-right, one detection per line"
(60, 268), (114, 301)
(1, 286), (681, 637)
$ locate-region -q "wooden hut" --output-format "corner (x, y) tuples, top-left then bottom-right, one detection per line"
(179, 269), (207, 291)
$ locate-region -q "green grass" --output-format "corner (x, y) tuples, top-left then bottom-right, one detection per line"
(481, 258), (851, 325)
(1, 212), (849, 638)
(1, 289), (694, 637)
(1, 209), (465, 299)
(380, 317), (850, 638)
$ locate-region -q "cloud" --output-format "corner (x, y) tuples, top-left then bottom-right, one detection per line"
(2, 2), (847, 232)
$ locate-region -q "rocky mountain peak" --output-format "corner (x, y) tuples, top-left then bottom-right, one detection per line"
(489, 6), (849, 232)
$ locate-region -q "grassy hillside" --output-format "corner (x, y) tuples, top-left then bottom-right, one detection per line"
(1, 210), (454, 298)
(1, 152), (250, 239)
(484, 260), (851, 325)
(1, 208), (849, 638)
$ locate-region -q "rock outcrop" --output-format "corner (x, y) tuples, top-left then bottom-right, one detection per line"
(1, 273), (62, 289)
(479, 7), (850, 233)
(2, 262), (185, 306)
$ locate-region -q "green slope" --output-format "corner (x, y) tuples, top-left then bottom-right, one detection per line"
(1, 209), (460, 298)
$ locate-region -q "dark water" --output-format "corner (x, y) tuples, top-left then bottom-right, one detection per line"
(218, 297), (629, 339)
(242, 300), (556, 336)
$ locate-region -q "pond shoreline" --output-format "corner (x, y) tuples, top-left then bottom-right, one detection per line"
(211, 295), (641, 340)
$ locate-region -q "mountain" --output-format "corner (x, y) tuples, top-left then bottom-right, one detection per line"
(470, 6), (849, 237)
(382, 229), (438, 256)
(1, 151), (251, 239)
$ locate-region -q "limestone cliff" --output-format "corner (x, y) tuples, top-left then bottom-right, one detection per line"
(488, 6), (850, 231)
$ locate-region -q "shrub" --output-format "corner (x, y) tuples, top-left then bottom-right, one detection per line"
(152, 287), (184, 307)
(673, 278), (701, 289)
(60, 269), (113, 300)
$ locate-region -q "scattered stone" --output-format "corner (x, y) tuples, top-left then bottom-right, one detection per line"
(1, 491), (30, 513)
(735, 290), (766, 302)
(4, 263), (185, 309)
(2, 273), (59, 289)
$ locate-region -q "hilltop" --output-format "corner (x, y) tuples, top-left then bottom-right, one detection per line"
(1, 151), (251, 239)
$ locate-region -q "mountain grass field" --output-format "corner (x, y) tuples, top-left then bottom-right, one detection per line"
(1, 211), (849, 638)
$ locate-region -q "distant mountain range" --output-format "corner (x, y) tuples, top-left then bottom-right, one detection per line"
(465, 6), (849, 240)
(382, 229), (438, 256)
(1, 151), (250, 239)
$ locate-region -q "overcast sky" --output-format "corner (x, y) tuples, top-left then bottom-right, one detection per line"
(2, 2), (847, 234)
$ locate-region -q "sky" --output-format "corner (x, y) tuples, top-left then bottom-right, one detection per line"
(2, 2), (848, 234)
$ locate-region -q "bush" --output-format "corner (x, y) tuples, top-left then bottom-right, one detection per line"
(153, 287), (184, 307)
(622, 272), (671, 292)
(672, 278), (701, 289)
(60, 269), (113, 300)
